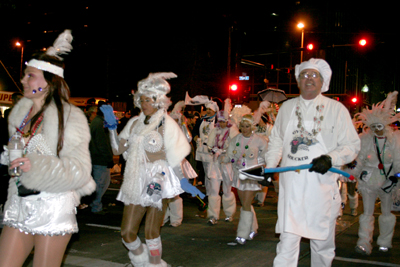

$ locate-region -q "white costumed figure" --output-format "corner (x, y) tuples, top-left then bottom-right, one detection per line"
(253, 100), (274, 206)
(265, 58), (360, 267)
(193, 99), (219, 194)
(351, 91), (400, 255)
(163, 101), (198, 227)
(227, 111), (268, 245)
(0, 30), (95, 267)
(205, 99), (239, 225)
(100, 73), (204, 267)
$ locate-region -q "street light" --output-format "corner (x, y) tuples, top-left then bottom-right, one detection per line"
(297, 23), (305, 62)
(15, 41), (24, 79)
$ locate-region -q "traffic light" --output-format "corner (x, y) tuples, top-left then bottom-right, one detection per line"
(230, 83), (238, 91)
(358, 39), (367, 47)
(306, 43), (314, 50)
(351, 97), (358, 104)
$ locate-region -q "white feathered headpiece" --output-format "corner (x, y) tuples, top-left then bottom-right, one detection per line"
(134, 72), (177, 110)
(355, 91), (400, 129)
(230, 105), (252, 127)
(25, 29), (73, 78)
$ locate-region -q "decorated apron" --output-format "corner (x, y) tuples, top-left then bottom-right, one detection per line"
(276, 100), (341, 240)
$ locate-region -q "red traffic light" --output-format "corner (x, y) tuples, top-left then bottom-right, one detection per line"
(351, 97), (358, 103)
(230, 84), (238, 91)
(359, 39), (367, 46)
(306, 43), (314, 50)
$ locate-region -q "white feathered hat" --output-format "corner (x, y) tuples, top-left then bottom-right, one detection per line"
(134, 72), (177, 110)
(26, 29), (73, 78)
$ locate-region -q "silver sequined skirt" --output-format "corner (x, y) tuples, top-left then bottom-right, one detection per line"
(3, 190), (79, 236)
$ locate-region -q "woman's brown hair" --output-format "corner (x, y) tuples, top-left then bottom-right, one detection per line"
(28, 52), (70, 156)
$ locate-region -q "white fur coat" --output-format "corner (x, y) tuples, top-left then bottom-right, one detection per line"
(7, 97), (95, 199)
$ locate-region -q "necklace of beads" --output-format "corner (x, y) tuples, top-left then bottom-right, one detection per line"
(231, 134), (253, 167)
(16, 108), (45, 154)
(215, 128), (229, 149)
(295, 99), (324, 137)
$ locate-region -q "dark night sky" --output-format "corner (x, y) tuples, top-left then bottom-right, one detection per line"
(0, 1), (398, 104)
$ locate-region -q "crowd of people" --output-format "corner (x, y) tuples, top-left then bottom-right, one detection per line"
(0, 29), (398, 267)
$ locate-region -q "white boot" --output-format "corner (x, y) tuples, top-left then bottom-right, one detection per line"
(222, 193), (236, 222)
(207, 195), (221, 225)
(146, 237), (171, 267)
(236, 208), (253, 244)
(168, 196), (183, 227)
(122, 238), (149, 267)
(377, 214), (396, 250)
(348, 192), (359, 216)
(356, 214), (374, 255)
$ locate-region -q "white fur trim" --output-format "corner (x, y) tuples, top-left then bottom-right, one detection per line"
(8, 97), (94, 198)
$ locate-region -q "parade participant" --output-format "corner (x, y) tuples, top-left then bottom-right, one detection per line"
(206, 99), (239, 225)
(191, 100), (219, 196)
(253, 100), (274, 206)
(0, 30), (95, 267)
(351, 91), (400, 255)
(101, 73), (204, 267)
(227, 112), (268, 244)
(265, 58), (360, 267)
(163, 101), (198, 227)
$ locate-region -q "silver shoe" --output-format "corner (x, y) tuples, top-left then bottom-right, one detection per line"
(225, 216), (233, 222)
(355, 245), (370, 255)
(207, 217), (218, 225)
(379, 246), (389, 252)
(248, 231), (257, 240)
(350, 209), (358, 216)
(235, 237), (246, 245)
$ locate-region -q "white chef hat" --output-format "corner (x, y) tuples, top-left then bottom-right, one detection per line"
(295, 58), (332, 93)
(134, 72), (176, 110)
(205, 101), (219, 113)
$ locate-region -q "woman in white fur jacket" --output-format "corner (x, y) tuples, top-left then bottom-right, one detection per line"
(100, 73), (204, 267)
(0, 30), (95, 267)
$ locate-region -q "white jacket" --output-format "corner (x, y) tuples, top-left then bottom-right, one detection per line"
(7, 97), (95, 199)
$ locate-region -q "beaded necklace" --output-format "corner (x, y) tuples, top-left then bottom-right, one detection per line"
(295, 98), (324, 139)
(231, 134), (253, 167)
(16, 108), (44, 154)
(215, 128), (229, 149)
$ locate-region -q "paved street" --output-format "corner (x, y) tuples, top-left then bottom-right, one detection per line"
(2, 173), (399, 267)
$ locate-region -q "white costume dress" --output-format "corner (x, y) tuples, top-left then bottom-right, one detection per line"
(266, 94), (360, 266)
(116, 109), (190, 210)
(228, 133), (268, 191)
(227, 132), (268, 242)
(350, 129), (400, 253)
(2, 97), (95, 236)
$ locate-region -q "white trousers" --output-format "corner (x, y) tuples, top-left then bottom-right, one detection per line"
(273, 214), (337, 267)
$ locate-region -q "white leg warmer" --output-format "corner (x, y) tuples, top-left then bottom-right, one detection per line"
(168, 196), (183, 227)
(237, 208), (253, 239)
(207, 195), (221, 220)
(377, 213), (396, 248)
(222, 193), (236, 217)
(357, 214), (375, 254)
(122, 238), (149, 267)
(146, 236), (168, 266)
